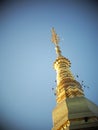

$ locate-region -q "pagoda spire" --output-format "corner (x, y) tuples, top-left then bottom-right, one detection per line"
(51, 28), (98, 130)
(51, 28), (84, 104)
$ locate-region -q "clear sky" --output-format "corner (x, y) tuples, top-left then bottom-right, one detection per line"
(0, 0), (98, 130)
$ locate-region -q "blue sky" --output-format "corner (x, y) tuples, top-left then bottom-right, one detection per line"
(0, 0), (98, 130)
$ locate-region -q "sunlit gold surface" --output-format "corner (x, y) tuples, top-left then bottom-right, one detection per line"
(51, 28), (84, 101)
(53, 53), (84, 103)
(51, 28), (98, 130)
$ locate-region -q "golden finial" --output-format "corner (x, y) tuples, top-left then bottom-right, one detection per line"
(51, 27), (60, 45)
(51, 27), (62, 57)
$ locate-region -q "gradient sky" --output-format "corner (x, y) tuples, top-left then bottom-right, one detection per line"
(0, 0), (98, 130)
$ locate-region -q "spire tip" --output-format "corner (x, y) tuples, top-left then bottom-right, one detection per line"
(51, 28), (62, 57)
(51, 27), (60, 45)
